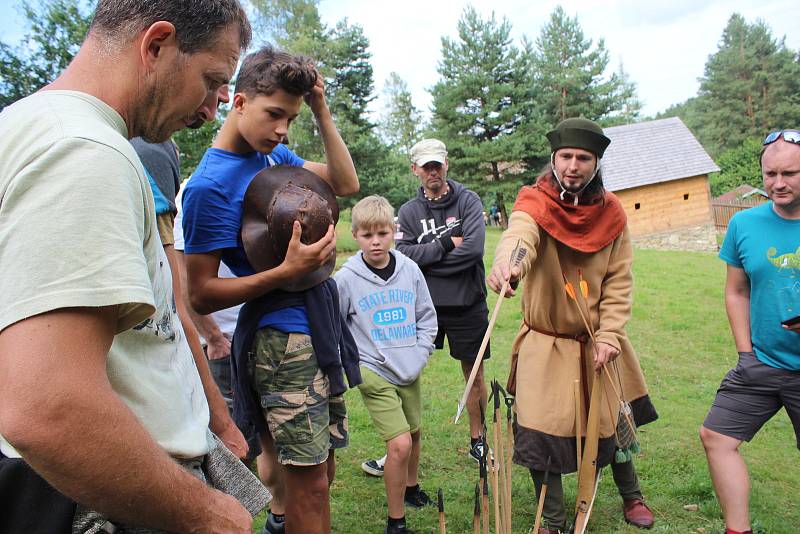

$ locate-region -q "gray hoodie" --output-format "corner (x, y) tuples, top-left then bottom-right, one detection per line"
(334, 250), (437, 385)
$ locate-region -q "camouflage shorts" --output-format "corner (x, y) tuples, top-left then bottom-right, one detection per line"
(251, 328), (348, 466)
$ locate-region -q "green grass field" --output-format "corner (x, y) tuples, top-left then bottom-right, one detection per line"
(254, 224), (800, 533)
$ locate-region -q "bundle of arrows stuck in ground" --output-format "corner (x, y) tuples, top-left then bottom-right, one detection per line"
(458, 379), (517, 534)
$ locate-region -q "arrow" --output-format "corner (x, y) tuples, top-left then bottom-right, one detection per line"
(438, 488), (446, 534)
(456, 241), (526, 423)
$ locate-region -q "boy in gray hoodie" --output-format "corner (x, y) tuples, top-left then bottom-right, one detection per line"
(334, 196), (437, 534)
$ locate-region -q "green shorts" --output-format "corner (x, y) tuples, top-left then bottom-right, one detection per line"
(357, 366), (421, 441)
(251, 328), (348, 466)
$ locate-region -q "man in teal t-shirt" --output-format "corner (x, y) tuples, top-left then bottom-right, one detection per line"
(701, 131), (800, 534)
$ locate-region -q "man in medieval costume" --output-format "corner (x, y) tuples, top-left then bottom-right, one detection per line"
(488, 118), (659, 533)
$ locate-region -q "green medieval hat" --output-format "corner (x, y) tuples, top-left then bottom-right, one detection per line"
(546, 117), (611, 158)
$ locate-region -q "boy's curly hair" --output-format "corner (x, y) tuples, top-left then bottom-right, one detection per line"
(235, 45), (317, 97)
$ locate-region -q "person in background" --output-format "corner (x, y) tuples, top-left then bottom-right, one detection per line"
(700, 129), (800, 534)
(335, 196), (437, 534)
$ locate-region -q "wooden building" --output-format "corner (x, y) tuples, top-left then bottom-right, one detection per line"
(601, 118), (719, 236)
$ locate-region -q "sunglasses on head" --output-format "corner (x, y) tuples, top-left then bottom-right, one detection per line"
(763, 130), (800, 146)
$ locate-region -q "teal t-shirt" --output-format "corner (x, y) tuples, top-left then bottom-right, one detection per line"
(144, 168), (171, 215)
(719, 202), (800, 371)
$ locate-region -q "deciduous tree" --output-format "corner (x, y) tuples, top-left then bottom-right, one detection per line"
(0, 0), (93, 108)
(710, 137), (764, 196)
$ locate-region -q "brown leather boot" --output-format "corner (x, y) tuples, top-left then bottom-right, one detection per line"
(623, 499), (654, 529)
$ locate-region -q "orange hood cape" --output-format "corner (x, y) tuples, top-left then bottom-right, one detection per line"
(512, 175), (627, 253)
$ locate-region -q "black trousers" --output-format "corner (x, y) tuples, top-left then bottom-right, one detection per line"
(0, 454), (75, 534)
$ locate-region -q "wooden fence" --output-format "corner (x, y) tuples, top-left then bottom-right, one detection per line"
(712, 197), (766, 233)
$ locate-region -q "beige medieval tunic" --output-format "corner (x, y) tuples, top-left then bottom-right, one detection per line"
(494, 210), (657, 474)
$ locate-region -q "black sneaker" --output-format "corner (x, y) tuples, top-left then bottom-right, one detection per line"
(263, 512), (285, 534)
(385, 522), (416, 534)
(404, 485), (432, 508)
(469, 439), (485, 463)
(361, 455), (386, 476)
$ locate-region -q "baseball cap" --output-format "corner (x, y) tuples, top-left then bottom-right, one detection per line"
(410, 139), (447, 166)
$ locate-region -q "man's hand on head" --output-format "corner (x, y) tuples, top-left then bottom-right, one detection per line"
(487, 263), (520, 298)
(304, 70), (328, 117)
(280, 221), (336, 279)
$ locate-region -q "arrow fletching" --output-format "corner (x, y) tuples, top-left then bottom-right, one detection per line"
(565, 281), (577, 301)
(578, 269), (589, 298)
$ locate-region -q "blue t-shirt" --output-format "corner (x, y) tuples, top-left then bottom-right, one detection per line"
(719, 202), (800, 371)
(181, 145), (310, 334)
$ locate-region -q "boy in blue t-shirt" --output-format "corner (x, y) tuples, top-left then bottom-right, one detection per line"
(701, 132), (800, 534)
(334, 196), (437, 534)
(180, 46), (359, 534)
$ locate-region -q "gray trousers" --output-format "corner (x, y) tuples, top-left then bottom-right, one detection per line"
(530, 459), (643, 531)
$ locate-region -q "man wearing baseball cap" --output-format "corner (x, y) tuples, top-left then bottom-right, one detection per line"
(397, 138), (493, 463)
(488, 118), (658, 532)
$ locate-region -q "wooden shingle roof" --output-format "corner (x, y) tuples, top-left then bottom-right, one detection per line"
(601, 117), (719, 192)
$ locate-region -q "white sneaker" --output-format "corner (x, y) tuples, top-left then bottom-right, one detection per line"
(361, 454), (387, 476)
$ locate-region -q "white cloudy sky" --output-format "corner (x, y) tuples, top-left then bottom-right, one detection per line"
(1, 0), (798, 119)
(314, 0), (800, 118)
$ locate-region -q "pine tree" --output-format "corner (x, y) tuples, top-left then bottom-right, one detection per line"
(531, 6), (639, 125)
(430, 6), (544, 190)
(696, 13), (800, 154)
(379, 72), (423, 154)
(602, 63), (642, 126)
(327, 20), (375, 133)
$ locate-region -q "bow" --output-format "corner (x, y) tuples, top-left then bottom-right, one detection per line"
(572, 370), (604, 534)
(562, 270), (606, 534)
